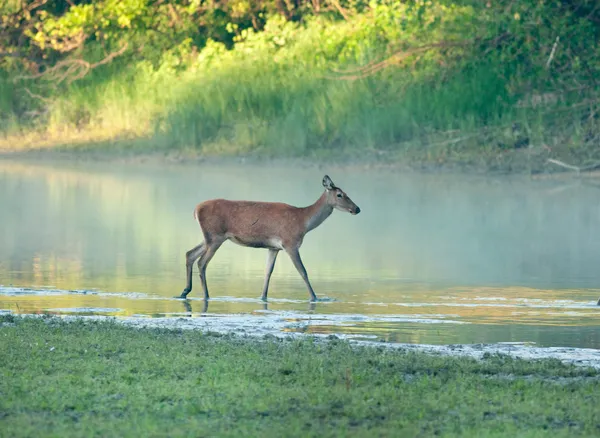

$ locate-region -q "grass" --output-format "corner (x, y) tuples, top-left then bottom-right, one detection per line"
(1, 315), (599, 437)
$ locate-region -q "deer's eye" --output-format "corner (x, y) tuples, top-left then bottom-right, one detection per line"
(336, 193), (343, 198)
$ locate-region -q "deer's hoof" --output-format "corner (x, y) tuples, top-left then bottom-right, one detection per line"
(176, 290), (190, 299)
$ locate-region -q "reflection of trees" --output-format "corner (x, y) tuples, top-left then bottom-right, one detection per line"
(305, 323), (600, 350)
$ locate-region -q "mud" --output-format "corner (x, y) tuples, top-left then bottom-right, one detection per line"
(4, 311), (599, 370)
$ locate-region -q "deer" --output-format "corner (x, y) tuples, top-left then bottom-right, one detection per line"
(178, 175), (360, 302)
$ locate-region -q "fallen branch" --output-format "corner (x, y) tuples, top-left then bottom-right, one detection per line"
(547, 158), (581, 173)
(580, 162), (600, 172)
(424, 133), (480, 149)
(547, 158), (600, 174)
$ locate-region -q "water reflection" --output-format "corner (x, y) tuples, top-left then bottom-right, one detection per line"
(175, 298), (318, 315)
(181, 299), (201, 315)
(1, 158), (600, 348)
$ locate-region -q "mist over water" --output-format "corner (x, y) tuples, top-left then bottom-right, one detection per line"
(1, 159), (599, 348)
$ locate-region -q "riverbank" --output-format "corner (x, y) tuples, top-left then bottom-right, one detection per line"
(2, 139), (599, 177)
(1, 315), (599, 437)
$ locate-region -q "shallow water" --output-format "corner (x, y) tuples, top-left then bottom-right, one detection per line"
(1, 158), (599, 348)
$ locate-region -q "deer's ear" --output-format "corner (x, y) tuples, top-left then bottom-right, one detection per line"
(322, 175), (335, 190)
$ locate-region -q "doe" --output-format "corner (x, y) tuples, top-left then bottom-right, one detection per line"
(179, 175), (361, 301)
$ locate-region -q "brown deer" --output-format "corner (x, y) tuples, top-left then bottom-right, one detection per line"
(179, 175), (360, 302)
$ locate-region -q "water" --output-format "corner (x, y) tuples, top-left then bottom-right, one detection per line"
(1, 158), (599, 348)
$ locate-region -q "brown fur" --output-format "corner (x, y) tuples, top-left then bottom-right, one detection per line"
(195, 198), (317, 249)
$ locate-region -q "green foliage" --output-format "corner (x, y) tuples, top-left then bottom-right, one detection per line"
(1, 316), (599, 437)
(1, 1), (600, 166)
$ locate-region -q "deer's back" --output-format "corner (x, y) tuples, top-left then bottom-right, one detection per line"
(194, 199), (305, 244)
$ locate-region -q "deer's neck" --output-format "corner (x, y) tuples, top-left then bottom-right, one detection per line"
(303, 192), (333, 233)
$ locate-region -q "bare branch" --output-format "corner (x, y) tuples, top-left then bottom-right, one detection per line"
(547, 158), (581, 173)
(90, 42), (129, 68)
(326, 39), (473, 80)
(54, 31), (87, 53)
(26, 0), (49, 12)
(15, 43), (129, 84)
(546, 36), (560, 69)
(328, 0), (351, 20)
(167, 4), (183, 26)
(23, 87), (52, 104)
(547, 158), (600, 174)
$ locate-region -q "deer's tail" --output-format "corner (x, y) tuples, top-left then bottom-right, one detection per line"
(193, 203), (206, 225)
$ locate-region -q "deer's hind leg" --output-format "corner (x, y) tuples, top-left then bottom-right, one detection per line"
(261, 249), (279, 301)
(197, 237), (225, 300)
(179, 243), (206, 298)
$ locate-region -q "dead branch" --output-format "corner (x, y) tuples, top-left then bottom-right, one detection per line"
(328, 0), (351, 20)
(89, 42), (129, 68)
(17, 59), (87, 84)
(580, 162), (600, 172)
(167, 4), (183, 26)
(23, 87), (52, 104)
(326, 39), (476, 80)
(425, 133), (480, 149)
(546, 36), (560, 69)
(547, 158), (600, 174)
(25, 0), (49, 12)
(53, 31), (87, 53)
(547, 158), (581, 173)
(15, 43), (128, 84)
(311, 0), (321, 14)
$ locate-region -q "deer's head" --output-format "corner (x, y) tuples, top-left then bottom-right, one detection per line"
(322, 175), (360, 215)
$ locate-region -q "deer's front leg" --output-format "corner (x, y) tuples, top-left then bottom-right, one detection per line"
(179, 243), (205, 298)
(261, 249), (279, 301)
(286, 247), (318, 302)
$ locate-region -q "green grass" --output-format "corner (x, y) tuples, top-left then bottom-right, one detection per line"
(1, 315), (599, 437)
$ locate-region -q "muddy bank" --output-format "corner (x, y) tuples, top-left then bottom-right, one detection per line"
(3, 145), (600, 178)
(9, 312), (599, 370)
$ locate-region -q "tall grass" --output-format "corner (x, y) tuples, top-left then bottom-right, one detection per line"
(156, 55), (524, 156)
(2, 1), (599, 168)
